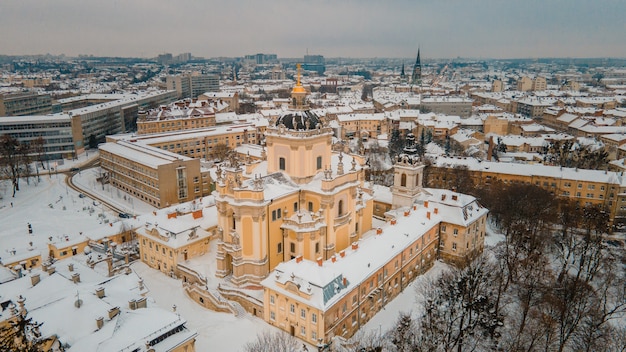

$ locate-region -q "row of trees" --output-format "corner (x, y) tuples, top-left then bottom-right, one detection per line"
(0, 135), (47, 198)
(542, 140), (609, 170)
(384, 183), (626, 352)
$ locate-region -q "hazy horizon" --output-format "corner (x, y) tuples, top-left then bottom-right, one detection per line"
(1, 0), (625, 60)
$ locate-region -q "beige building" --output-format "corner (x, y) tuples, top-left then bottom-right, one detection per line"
(137, 105), (217, 135)
(100, 140), (211, 208)
(197, 92), (240, 113)
(260, 127), (487, 345)
(137, 200), (217, 277)
(261, 184), (487, 345)
(214, 70), (374, 286)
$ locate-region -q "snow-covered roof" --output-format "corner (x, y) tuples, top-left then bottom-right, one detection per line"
(432, 156), (621, 184)
(261, 189), (487, 311)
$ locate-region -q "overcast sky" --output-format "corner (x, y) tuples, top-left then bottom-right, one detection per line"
(1, 0), (625, 59)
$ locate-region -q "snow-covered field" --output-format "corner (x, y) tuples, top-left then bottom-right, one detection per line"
(0, 156), (505, 351)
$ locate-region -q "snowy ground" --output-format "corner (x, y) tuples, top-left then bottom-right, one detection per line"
(0, 154), (504, 351)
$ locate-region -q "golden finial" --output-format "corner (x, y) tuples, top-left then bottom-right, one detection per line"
(296, 63), (301, 86)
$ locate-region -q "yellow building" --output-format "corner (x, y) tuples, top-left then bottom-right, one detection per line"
(428, 156), (626, 224)
(215, 66), (374, 287)
(137, 105), (217, 135)
(261, 187), (487, 345)
(260, 128), (487, 345)
(336, 113), (388, 140)
(136, 199), (217, 277)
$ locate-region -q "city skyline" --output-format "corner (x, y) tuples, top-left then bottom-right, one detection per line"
(1, 0), (625, 59)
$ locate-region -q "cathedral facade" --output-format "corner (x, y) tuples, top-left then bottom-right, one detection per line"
(215, 66), (374, 286)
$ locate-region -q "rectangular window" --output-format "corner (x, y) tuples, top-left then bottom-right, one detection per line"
(177, 167), (188, 199)
(301, 326), (306, 336)
(270, 295), (275, 305)
(452, 242), (457, 251)
(270, 311), (275, 321)
(312, 331), (317, 340)
(301, 309), (306, 319)
(290, 304), (295, 314)
(290, 243), (296, 253)
(441, 225), (446, 232)
(277, 242), (283, 253)
(312, 313), (317, 324)
(453, 228), (459, 236)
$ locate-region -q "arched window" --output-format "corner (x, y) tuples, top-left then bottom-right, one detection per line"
(401, 173), (407, 187)
(279, 157), (286, 170)
(338, 200), (344, 216)
(316, 156), (322, 170)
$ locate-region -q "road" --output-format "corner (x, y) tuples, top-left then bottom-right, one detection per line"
(64, 159), (129, 216)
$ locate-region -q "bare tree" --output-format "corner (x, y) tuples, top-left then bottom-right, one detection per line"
(0, 135), (26, 197)
(414, 256), (503, 352)
(242, 330), (299, 352)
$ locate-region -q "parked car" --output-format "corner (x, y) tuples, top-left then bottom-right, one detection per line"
(78, 193), (86, 198)
(119, 213), (133, 219)
(70, 167), (80, 172)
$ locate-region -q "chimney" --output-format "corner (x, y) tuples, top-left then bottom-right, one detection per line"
(424, 201), (429, 208)
(351, 242), (359, 251)
(71, 273), (80, 283)
(30, 273), (40, 286)
(404, 210), (410, 217)
(342, 277), (347, 287)
(129, 299), (137, 310)
(339, 250), (345, 258)
(96, 287), (105, 299)
(108, 306), (120, 319)
(427, 212), (431, 219)
(413, 205), (417, 211)
(331, 255), (336, 263)
(376, 227), (383, 235)
(68, 263), (74, 272)
(296, 255), (303, 263)
(441, 194), (446, 201)
(316, 257), (323, 267)
(47, 266), (56, 275)
(96, 316), (104, 330)
(434, 208), (439, 214)
(136, 297), (147, 309)
(452, 195), (458, 201)
(391, 219), (397, 225)
(42, 262), (49, 272)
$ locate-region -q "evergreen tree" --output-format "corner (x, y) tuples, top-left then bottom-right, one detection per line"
(388, 129), (404, 158)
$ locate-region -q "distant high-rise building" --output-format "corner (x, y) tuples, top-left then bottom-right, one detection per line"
(410, 48), (422, 85)
(166, 73), (220, 99)
(244, 53), (278, 65)
(157, 53), (174, 65)
(303, 54), (325, 75)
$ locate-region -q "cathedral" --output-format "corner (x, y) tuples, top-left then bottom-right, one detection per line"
(215, 65), (374, 286)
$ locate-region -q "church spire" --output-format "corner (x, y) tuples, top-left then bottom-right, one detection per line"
(290, 63), (308, 109)
(411, 47), (421, 86)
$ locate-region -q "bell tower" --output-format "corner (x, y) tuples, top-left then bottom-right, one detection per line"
(391, 133), (425, 209)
